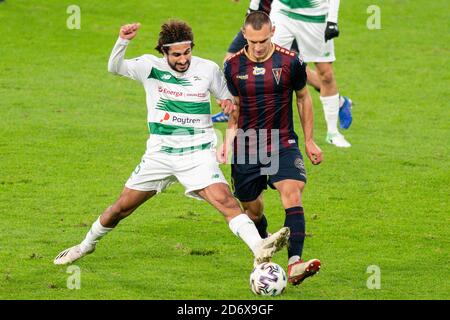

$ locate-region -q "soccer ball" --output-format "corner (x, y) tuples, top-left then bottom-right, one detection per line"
(250, 262), (287, 296)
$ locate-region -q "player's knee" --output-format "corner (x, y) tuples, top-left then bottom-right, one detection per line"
(318, 68), (334, 86)
(110, 201), (133, 220)
(281, 188), (302, 207)
(247, 210), (264, 223)
(216, 193), (239, 210)
(242, 202), (264, 220)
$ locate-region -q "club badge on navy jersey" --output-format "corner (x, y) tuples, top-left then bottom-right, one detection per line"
(272, 68), (282, 85)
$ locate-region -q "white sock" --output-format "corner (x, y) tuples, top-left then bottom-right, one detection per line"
(320, 93), (340, 135)
(80, 217), (113, 253)
(228, 214), (262, 255)
(339, 95), (345, 107)
(288, 255), (301, 265)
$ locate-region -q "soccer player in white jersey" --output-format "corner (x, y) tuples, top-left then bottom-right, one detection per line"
(271, 0), (352, 147)
(54, 20), (290, 267)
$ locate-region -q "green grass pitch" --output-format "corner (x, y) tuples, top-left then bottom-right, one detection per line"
(0, 0), (449, 299)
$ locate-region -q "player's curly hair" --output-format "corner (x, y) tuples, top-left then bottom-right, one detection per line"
(155, 20), (195, 54)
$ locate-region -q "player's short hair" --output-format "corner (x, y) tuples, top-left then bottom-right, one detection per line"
(243, 10), (272, 30)
(155, 20), (195, 54)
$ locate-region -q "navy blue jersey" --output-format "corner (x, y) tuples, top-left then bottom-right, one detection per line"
(224, 45), (307, 155)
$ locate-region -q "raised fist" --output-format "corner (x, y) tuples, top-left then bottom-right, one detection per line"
(119, 23), (141, 40)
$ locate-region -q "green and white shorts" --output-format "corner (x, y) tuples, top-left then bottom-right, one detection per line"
(125, 145), (228, 200)
(270, 9), (336, 63)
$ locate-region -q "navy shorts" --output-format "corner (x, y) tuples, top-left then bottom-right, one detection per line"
(231, 147), (307, 202)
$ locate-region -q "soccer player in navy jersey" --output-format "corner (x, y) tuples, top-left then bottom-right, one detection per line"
(213, 1), (278, 123)
(218, 11), (323, 285)
(213, 0), (352, 136)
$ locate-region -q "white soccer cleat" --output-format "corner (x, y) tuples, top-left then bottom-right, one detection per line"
(326, 132), (351, 148)
(254, 227), (290, 266)
(53, 244), (94, 265)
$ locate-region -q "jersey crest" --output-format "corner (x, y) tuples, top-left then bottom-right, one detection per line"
(272, 68), (282, 85)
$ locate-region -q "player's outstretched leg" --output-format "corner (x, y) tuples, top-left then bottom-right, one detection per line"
(53, 215), (113, 265)
(196, 183), (290, 266)
(288, 258), (321, 285)
(54, 216), (112, 265)
(54, 188), (155, 265)
(53, 216), (113, 265)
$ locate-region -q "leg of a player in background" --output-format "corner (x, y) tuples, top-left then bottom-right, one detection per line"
(79, 188), (156, 253)
(195, 183), (264, 255)
(290, 40), (322, 94)
(241, 195), (269, 238)
(306, 67), (322, 93)
(308, 64), (353, 133)
(315, 62), (350, 147)
(307, 67), (350, 107)
(316, 62), (339, 134)
(315, 62), (338, 97)
(272, 179), (306, 265)
(290, 40), (322, 97)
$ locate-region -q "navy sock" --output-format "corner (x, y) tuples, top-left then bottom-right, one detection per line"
(254, 215), (268, 238)
(284, 207), (305, 259)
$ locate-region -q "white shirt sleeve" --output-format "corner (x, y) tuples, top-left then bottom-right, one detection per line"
(210, 63), (233, 101)
(107, 37), (152, 83)
(327, 0), (340, 23)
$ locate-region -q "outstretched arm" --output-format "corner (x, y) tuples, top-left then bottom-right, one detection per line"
(295, 86), (323, 165)
(108, 23), (150, 80)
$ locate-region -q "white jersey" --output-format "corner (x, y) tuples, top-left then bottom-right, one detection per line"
(272, 0), (340, 23)
(108, 37), (232, 154)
